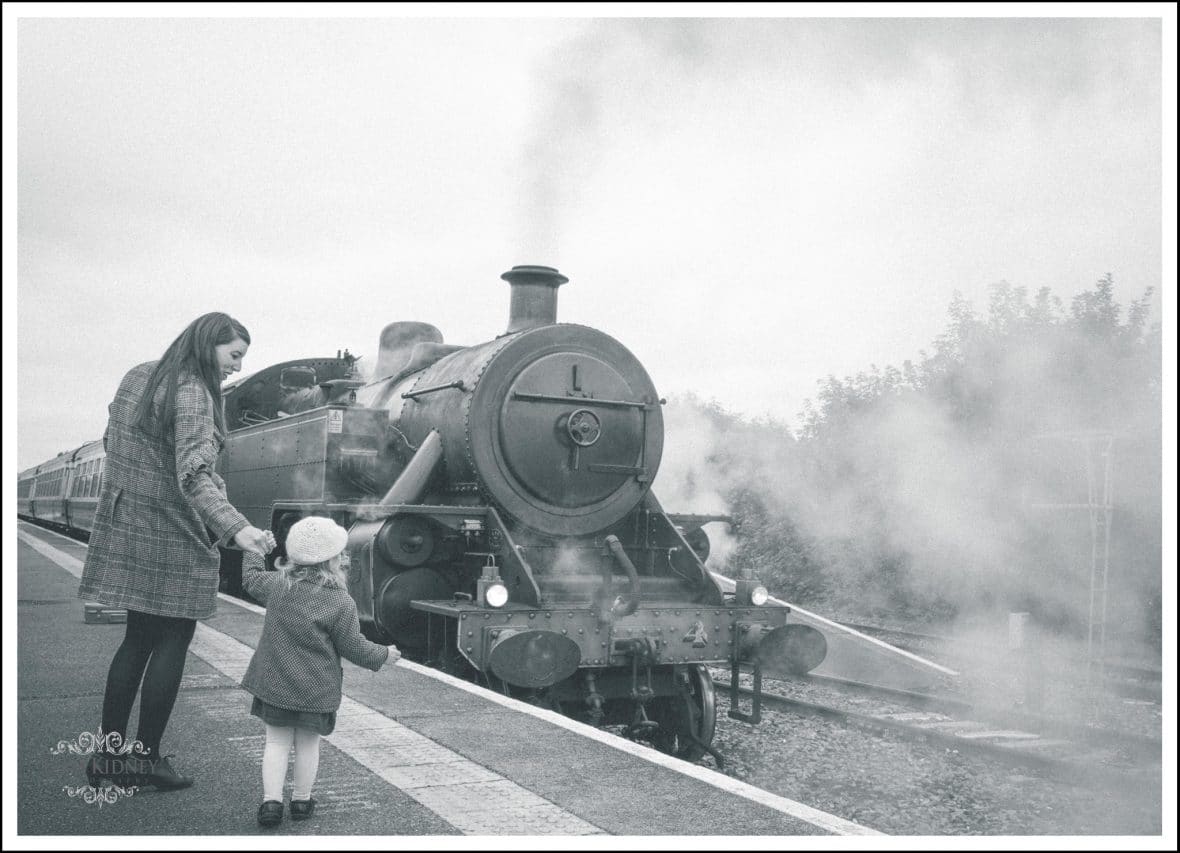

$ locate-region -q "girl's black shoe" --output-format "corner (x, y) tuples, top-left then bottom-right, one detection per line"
(289, 798), (316, 821)
(257, 800), (284, 827)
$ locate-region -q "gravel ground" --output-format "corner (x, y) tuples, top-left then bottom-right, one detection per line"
(706, 686), (1162, 835)
(696, 626), (1165, 836)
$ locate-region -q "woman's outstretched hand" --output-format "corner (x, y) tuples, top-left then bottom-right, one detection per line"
(234, 525), (275, 556)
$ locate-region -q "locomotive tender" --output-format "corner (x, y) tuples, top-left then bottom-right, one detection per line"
(21, 266), (827, 761)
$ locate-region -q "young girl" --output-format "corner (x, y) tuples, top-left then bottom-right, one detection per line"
(241, 516), (399, 827)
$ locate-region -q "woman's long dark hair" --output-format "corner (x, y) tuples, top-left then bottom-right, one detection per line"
(134, 312), (250, 438)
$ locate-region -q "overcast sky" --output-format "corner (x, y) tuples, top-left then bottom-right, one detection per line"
(6, 7), (1175, 475)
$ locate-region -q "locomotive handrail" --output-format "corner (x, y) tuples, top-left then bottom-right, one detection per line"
(587, 463), (647, 476)
(666, 512), (734, 529)
(510, 391), (656, 409)
(401, 380), (466, 400)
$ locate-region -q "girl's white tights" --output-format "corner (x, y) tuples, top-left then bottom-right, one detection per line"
(262, 724), (321, 802)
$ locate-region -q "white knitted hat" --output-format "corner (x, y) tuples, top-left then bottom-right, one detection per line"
(283, 516), (349, 565)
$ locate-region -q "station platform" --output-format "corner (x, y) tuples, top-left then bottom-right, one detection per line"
(15, 522), (882, 839)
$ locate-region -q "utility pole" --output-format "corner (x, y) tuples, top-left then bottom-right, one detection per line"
(1028, 431), (1115, 685)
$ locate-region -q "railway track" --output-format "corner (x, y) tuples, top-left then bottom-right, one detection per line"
(803, 673), (1162, 756)
(715, 674), (1161, 787)
(836, 620), (1162, 701)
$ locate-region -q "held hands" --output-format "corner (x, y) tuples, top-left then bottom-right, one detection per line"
(234, 525), (276, 556)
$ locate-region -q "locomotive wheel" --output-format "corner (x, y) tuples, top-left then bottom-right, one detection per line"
(647, 665), (717, 761)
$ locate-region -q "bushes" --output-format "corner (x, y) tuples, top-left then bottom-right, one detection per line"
(675, 276), (1161, 637)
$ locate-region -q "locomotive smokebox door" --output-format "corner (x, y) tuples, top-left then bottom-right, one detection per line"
(463, 324), (665, 537)
(500, 353), (644, 507)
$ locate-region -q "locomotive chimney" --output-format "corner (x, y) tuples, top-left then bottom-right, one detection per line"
(501, 265), (569, 333)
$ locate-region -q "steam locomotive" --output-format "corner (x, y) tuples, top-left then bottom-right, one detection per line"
(20, 266), (828, 761)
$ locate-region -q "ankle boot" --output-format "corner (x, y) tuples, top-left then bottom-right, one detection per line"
(131, 754), (193, 790)
(86, 751), (133, 787)
(85, 753), (109, 786)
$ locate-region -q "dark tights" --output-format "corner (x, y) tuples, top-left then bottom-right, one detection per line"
(100, 610), (196, 757)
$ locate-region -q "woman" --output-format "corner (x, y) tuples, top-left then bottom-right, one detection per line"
(79, 312), (275, 791)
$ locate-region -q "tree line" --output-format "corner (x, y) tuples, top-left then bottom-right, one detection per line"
(694, 275), (1161, 644)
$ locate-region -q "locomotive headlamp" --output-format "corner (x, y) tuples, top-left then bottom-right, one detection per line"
(476, 558), (509, 608)
(735, 578), (770, 606)
(484, 582), (509, 608)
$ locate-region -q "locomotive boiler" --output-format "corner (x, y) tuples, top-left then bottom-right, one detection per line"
(217, 265), (827, 759)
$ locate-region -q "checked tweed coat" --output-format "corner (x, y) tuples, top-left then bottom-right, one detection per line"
(241, 555), (390, 713)
(78, 361), (250, 619)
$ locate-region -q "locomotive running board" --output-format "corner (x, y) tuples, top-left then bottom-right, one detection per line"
(710, 571), (959, 689)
